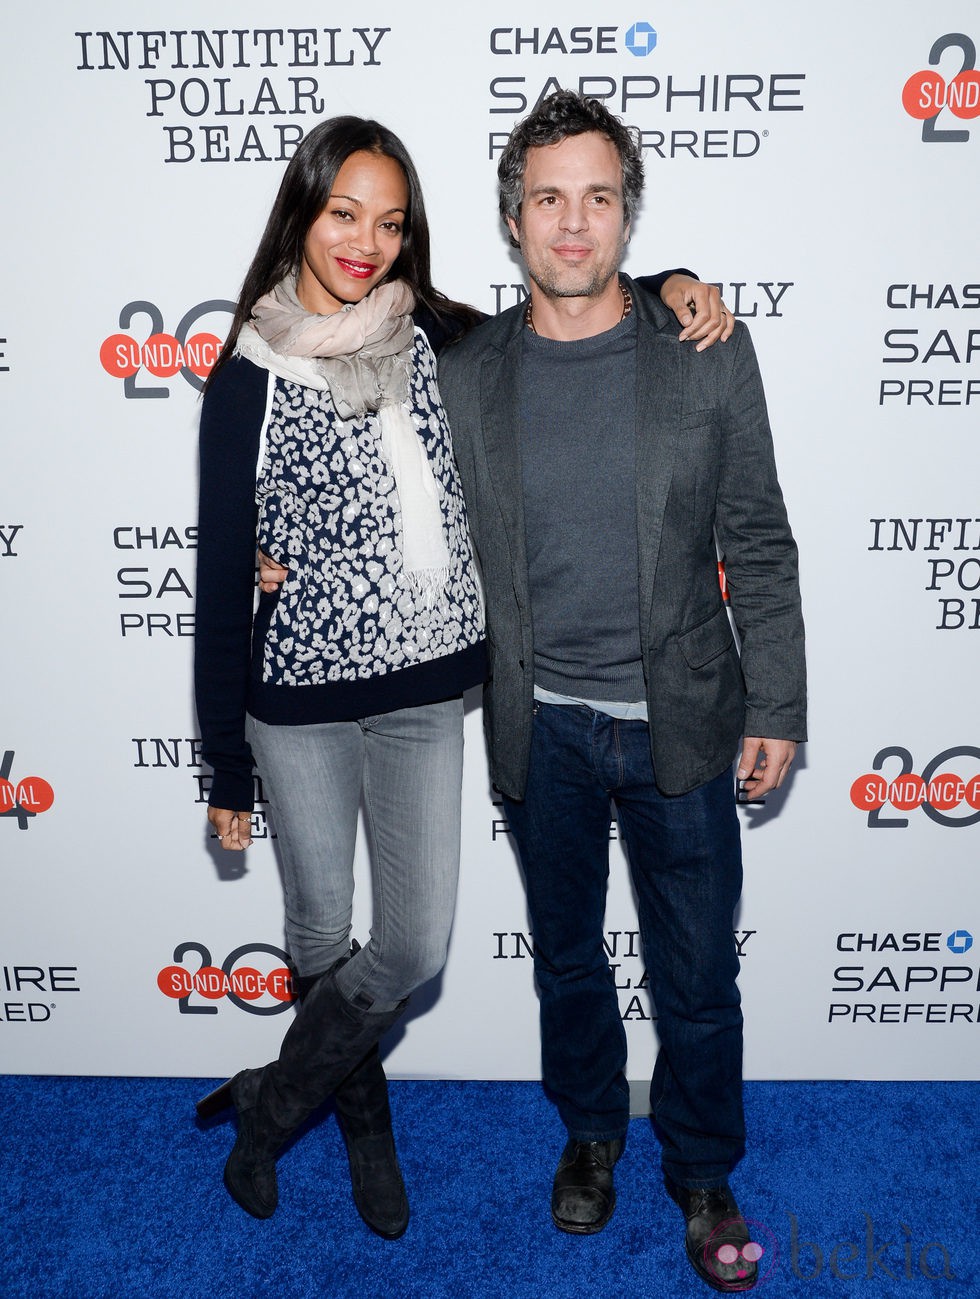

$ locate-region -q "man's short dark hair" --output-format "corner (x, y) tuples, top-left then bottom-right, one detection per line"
(497, 90), (645, 242)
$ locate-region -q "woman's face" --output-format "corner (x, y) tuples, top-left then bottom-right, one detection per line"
(297, 150), (409, 314)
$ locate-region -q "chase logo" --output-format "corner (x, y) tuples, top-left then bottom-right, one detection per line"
(947, 929), (973, 955)
(625, 22), (657, 56)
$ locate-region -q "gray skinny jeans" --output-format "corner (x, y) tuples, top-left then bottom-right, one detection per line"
(246, 697), (463, 1012)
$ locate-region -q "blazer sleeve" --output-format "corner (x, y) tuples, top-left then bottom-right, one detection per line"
(713, 325), (807, 741)
(194, 357), (268, 811)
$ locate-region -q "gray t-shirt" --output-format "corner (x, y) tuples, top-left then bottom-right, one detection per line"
(519, 311), (645, 703)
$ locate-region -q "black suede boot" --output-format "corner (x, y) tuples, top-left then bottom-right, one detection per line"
(295, 964), (409, 1239)
(333, 1045), (409, 1238)
(196, 965), (406, 1221)
(217, 1067), (279, 1218)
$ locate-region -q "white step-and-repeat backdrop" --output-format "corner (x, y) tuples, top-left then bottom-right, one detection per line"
(2, 3), (977, 1081)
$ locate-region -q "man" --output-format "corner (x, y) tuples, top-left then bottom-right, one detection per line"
(437, 91), (805, 1292)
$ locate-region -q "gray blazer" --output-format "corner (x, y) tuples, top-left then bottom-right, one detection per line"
(438, 277), (806, 800)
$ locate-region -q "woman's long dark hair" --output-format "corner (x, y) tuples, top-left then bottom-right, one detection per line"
(208, 116), (480, 385)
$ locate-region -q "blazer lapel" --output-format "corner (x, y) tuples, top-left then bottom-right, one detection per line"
(478, 326), (532, 607)
(635, 314), (683, 634)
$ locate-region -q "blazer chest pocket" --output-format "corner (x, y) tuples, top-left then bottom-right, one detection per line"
(679, 408), (716, 430)
(675, 411), (721, 475)
(678, 607), (734, 670)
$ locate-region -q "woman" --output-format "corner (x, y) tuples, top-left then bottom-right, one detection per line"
(193, 115), (725, 1237)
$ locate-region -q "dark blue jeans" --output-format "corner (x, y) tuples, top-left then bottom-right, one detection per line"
(502, 702), (745, 1188)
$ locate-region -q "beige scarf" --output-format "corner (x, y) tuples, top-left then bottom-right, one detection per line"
(237, 278), (450, 606)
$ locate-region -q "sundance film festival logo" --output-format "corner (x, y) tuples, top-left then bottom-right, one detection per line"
(0, 751), (54, 830)
(902, 33), (979, 143)
(850, 745), (980, 828)
(100, 300), (232, 397)
(157, 942), (295, 1016)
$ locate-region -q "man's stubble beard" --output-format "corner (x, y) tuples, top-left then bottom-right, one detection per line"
(522, 236), (627, 303)
(527, 265), (620, 300)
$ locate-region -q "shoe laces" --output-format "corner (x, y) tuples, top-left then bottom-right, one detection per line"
(689, 1186), (732, 1218)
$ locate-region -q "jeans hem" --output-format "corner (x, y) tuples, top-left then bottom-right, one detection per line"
(662, 1167), (735, 1192)
(566, 1126), (629, 1145)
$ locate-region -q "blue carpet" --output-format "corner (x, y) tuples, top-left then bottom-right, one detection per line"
(0, 1078), (975, 1297)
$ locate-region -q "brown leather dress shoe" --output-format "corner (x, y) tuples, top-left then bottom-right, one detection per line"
(551, 1138), (624, 1234)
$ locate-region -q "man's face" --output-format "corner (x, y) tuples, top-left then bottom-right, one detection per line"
(508, 131), (629, 301)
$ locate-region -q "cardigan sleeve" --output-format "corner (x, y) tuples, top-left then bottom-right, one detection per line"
(413, 303), (488, 356)
(414, 275), (697, 353)
(633, 268), (697, 299)
(194, 356), (269, 811)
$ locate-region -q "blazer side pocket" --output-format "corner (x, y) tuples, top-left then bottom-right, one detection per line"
(678, 606), (735, 670)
